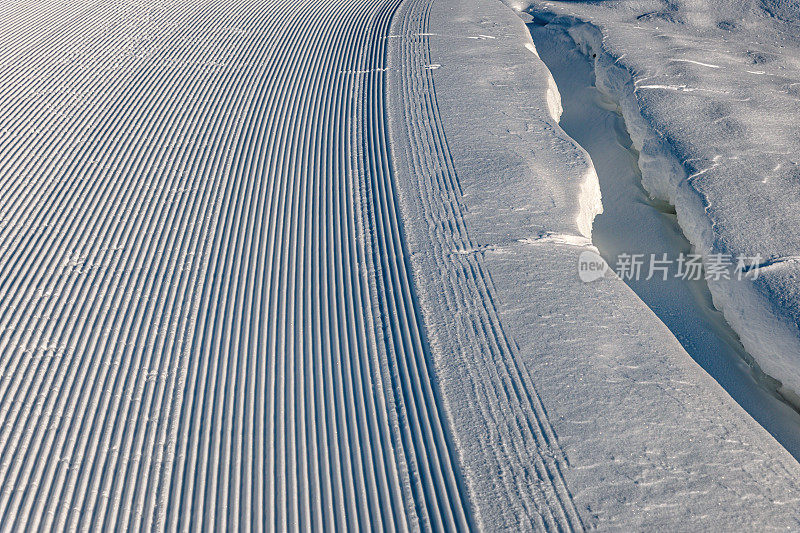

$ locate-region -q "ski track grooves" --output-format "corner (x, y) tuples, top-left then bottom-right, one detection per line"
(389, 0), (583, 529)
(0, 0), (471, 530)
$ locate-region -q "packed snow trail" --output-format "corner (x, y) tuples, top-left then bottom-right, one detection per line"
(0, 0), (471, 529)
(386, 0), (583, 530)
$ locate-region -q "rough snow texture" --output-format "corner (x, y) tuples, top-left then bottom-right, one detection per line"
(386, 0), (800, 528)
(522, 0), (800, 404)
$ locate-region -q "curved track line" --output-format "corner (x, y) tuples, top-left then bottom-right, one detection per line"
(386, 0), (584, 529)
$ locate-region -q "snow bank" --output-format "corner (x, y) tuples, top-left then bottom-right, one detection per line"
(523, 4), (800, 402)
(576, 164), (602, 239)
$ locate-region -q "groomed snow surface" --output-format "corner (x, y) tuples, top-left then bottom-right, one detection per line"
(0, 0), (470, 529)
(0, 0), (800, 530)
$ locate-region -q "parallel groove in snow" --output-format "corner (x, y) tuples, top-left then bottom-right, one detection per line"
(0, 0), (471, 529)
(388, 0), (583, 529)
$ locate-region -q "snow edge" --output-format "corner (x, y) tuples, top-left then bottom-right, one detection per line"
(524, 9), (800, 403)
